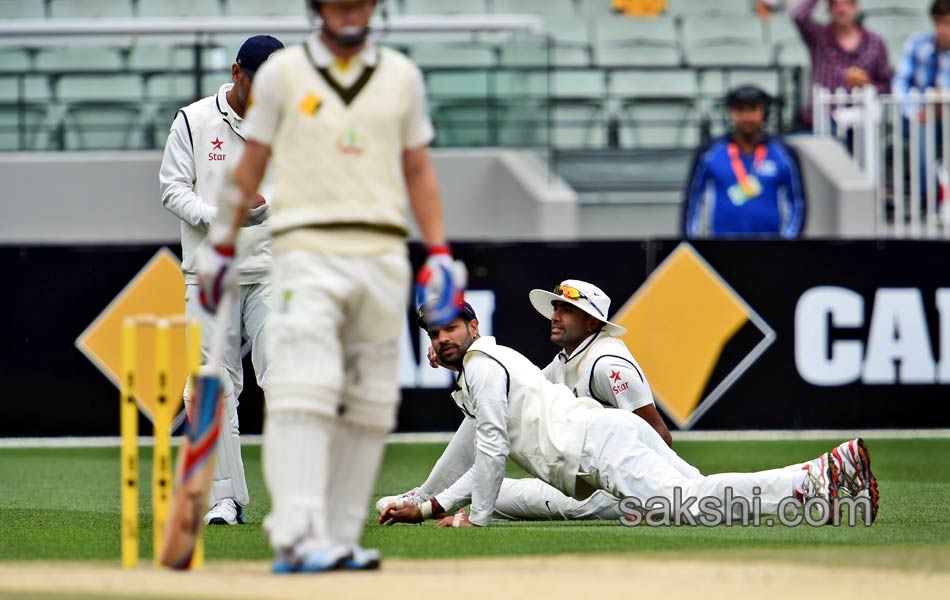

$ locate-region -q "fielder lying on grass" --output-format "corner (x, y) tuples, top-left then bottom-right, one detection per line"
(379, 302), (879, 528)
(380, 279), (669, 521)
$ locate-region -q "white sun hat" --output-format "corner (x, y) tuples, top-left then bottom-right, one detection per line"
(528, 279), (627, 337)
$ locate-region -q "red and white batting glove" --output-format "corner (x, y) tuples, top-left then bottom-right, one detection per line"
(415, 244), (467, 328)
(196, 226), (236, 313)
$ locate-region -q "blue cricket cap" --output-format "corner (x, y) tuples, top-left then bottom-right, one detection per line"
(236, 35), (284, 78)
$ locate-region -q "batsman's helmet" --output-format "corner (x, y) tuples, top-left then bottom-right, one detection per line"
(308, 0), (385, 48)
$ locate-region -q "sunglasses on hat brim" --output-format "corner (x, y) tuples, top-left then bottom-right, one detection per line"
(552, 285), (605, 318)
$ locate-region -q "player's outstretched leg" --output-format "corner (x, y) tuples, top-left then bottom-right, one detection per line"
(830, 437), (879, 522)
(492, 478), (623, 521)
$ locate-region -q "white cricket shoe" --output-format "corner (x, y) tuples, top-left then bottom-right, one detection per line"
(375, 487), (429, 513)
(204, 498), (245, 525)
(830, 437), (879, 523)
(799, 452), (839, 524)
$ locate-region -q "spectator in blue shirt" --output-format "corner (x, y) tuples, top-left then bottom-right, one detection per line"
(893, 0), (950, 122)
(683, 85), (806, 238)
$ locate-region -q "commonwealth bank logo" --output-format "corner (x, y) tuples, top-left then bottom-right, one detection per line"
(612, 243), (775, 429)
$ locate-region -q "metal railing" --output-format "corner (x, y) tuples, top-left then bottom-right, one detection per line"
(814, 85), (950, 239)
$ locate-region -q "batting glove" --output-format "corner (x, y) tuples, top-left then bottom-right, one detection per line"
(196, 229), (236, 313)
(415, 244), (467, 328)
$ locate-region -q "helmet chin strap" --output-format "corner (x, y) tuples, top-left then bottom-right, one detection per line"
(326, 24), (369, 48)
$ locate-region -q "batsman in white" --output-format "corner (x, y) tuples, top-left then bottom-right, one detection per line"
(196, 0), (464, 573)
(378, 280), (674, 521)
(160, 34), (285, 527)
(380, 304), (879, 528)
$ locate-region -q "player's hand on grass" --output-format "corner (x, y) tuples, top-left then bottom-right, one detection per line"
(379, 502), (424, 525)
(436, 510), (474, 528)
(243, 195), (269, 227)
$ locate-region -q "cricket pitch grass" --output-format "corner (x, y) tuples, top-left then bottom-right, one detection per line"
(1, 438), (948, 599)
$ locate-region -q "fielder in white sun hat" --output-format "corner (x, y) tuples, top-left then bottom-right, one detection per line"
(528, 279), (627, 337)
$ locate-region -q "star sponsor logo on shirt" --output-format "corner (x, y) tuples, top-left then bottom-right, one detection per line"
(209, 137), (226, 161)
(609, 370), (629, 394)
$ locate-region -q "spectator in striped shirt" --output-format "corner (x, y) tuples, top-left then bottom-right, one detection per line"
(793, 0), (892, 126)
(893, 0), (950, 123)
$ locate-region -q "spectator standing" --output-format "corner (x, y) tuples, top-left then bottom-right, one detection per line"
(792, 0), (892, 126)
(683, 85), (807, 239)
(893, 0), (950, 124)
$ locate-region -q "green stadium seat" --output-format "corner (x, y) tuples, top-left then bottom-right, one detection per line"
(609, 69), (697, 99)
(432, 99), (508, 146)
(425, 70), (490, 100)
(0, 48), (34, 72)
(145, 73), (200, 104)
(669, 0), (754, 17)
(545, 17), (594, 66)
(202, 71), (233, 97)
(766, 16), (808, 66)
(127, 44), (203, 71)
(860, 0), (921, 17)
(137, 0), (223, 17)
(865, 14), (931, 59)
(593, 15), (682, 67)
(0, 75), (52, 102)
(550, 98), (606, 148)
(0, 103), (49, 151)
(492, 0), (577, 18)
(60, 101), (144, 149)
(54, 73), (143, 102)
(402, 0), (488, 15)
(410, 43), (499, 67)
(682, 15), (770, 66)
(225, 0), (303, 16)
(552, 69), (605, 99)
(49, 0), (134, 19)
(0, 0), (46, 19)
(619, 97), (699, 148)
(35, 46), (126, 71)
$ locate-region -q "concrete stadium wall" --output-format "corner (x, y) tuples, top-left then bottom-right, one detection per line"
(0, 139), (875, 243)
(0, 149), (577, 244)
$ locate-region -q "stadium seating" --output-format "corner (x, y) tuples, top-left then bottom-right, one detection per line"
(35, 46), (125, 71)
(492, 0), (577, 18)
(766, 16), (809, 67)
(593, 14), (682, 67)
(410, 43), (499, 68)
(225, 0), (302, 17)
(682, 15), (770, 67)
(49, 0), (134, 19)
(60, 101), (143, 149)
(401, 0), (487, 15)
(138, 0), (223, 18)
(0, 104), (49, 150)
(0, 0), (46, 19)
(668, 0), (755, 17)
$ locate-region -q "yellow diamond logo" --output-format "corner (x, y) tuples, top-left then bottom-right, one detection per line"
(75, 248), (191, 422)
(612, 242), (775, 429)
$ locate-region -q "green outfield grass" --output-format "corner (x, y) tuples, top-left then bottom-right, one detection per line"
(1, 438), (948, 570)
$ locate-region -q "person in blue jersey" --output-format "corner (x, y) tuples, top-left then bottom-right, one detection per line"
(683, 85), (807, 239)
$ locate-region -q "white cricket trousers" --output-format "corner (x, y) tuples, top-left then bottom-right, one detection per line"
(185, 282), (270, 508)
(579, 410), (801, 519)
(263, 249), (410, 552)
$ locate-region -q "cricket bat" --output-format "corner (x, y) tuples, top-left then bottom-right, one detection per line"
(159, 291), (234, 569)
